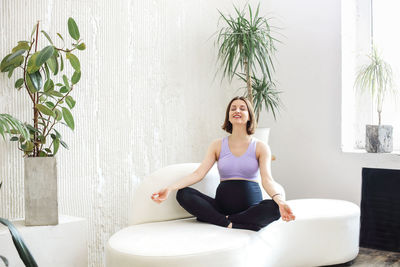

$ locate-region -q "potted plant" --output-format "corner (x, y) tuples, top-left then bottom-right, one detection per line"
(354, 46), (397, 153)
(0, 17), (85, 225)
(215, 3), (283, 145)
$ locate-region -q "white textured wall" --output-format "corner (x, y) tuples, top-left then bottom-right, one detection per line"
(0, 0), (252, 266)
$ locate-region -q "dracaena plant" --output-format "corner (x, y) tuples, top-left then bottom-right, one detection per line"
(215, 3), (283, 121)
(354, 45), (397, 125)
(0, 17), (85, 157)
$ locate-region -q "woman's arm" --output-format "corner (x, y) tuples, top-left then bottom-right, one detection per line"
(167, 139), (219, 191)
(152, 139), (220, 203)
(258, 141), (286, 206)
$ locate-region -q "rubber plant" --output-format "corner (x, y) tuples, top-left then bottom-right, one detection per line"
(215, 3), (283, 122)
(0, 17), (85, 157)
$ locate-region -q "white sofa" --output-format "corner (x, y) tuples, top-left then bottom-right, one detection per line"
(106, 163), (360, 267)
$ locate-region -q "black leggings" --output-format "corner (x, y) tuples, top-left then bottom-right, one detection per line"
(176, 180), (281, 231)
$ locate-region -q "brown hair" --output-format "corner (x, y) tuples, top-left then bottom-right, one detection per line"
(221, 96), (257, 134)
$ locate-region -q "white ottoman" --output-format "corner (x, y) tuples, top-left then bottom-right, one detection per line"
(106, 164), (360, 267)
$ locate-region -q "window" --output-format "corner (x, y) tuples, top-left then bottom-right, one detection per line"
(341, 0), (400, 153)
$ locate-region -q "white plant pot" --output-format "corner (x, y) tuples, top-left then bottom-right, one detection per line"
(24, 156), (58, 226)
(253, 127), (270, 144)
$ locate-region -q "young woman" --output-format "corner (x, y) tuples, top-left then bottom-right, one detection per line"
(151, 96), (295, 231)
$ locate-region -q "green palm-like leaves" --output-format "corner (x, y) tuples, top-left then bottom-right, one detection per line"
(0, 114), (30, 141)
(215, 3), (283, 122)
(237, 73), (283, 121)
(354, 46), (396, 125)
(216, 3), (278, 81)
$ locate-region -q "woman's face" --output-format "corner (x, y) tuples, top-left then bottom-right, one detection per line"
(229, 99), (250, 125)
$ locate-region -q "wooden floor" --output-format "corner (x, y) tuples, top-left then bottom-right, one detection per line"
(323, 247), (400, 267)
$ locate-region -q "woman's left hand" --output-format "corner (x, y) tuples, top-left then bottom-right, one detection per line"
(278, 203), (296, 222)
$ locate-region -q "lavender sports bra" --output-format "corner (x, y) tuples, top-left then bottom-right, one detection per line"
(217, 136), (259, 181)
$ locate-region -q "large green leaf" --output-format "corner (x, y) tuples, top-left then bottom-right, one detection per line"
(53, 137), (60, 154)
(41, 30), (53, 45)
(63, 75), (70, 90)
(66, 52), (80, 72)
(28, 71), (42, 91)
(12, 41), (30, 53)
(65, 96), (76, 109)
(25, 141), (35, 152)
(15, 78), (24, 88)
(76, 43), (86, 50)
(71, 70), (81, 84)
(7, 49), (26, 62)
(49, 90), (64, 98)
(60, 86), (68, 93)
(60, 54), (64, 72)
(68, 17), (80, 40)
(44, 62), (50, 80)
(45, 101), (55, 109)
(35, 104), (55, 117)
(27, 52), (40, 73)
(46, 55), (58, 75)
(36, 46), (54, 67)
(62, 107), (74, 130)
(25, 73), (37, 93)
(0, 218), (38, 267)
(1, 54), (24, 73)
(44, 79), (54, 92)
(54, 109), (62, 121)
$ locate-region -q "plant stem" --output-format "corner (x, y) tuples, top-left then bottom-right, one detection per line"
(33, 21), (40, 157)
(22, 41), (35, 103)
(378, 111), (381, 125)
(55, 47), (77, 53)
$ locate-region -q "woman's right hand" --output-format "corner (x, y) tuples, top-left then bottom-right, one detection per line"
(151, 187), (171, 204)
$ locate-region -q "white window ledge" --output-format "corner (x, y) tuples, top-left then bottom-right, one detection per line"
(342, 147), (400, 156)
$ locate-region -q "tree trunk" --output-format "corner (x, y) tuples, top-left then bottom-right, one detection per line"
(244, 59), (253, 106)
(378, 111), (381, 126)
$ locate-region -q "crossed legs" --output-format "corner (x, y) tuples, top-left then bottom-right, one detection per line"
(176, 187), (281, 231)
(176, 187), (231, 227)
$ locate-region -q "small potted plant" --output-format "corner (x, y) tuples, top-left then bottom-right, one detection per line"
(0, 17), (85, 225)
(354, 46), (397, 153)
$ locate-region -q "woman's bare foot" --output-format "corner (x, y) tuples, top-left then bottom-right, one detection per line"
(227, 222), (232, 228)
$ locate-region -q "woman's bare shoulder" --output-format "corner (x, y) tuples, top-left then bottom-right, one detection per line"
(254, 138), (270, 157)
(208, 138), (224, 160)
(210, 138), (223, 149)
